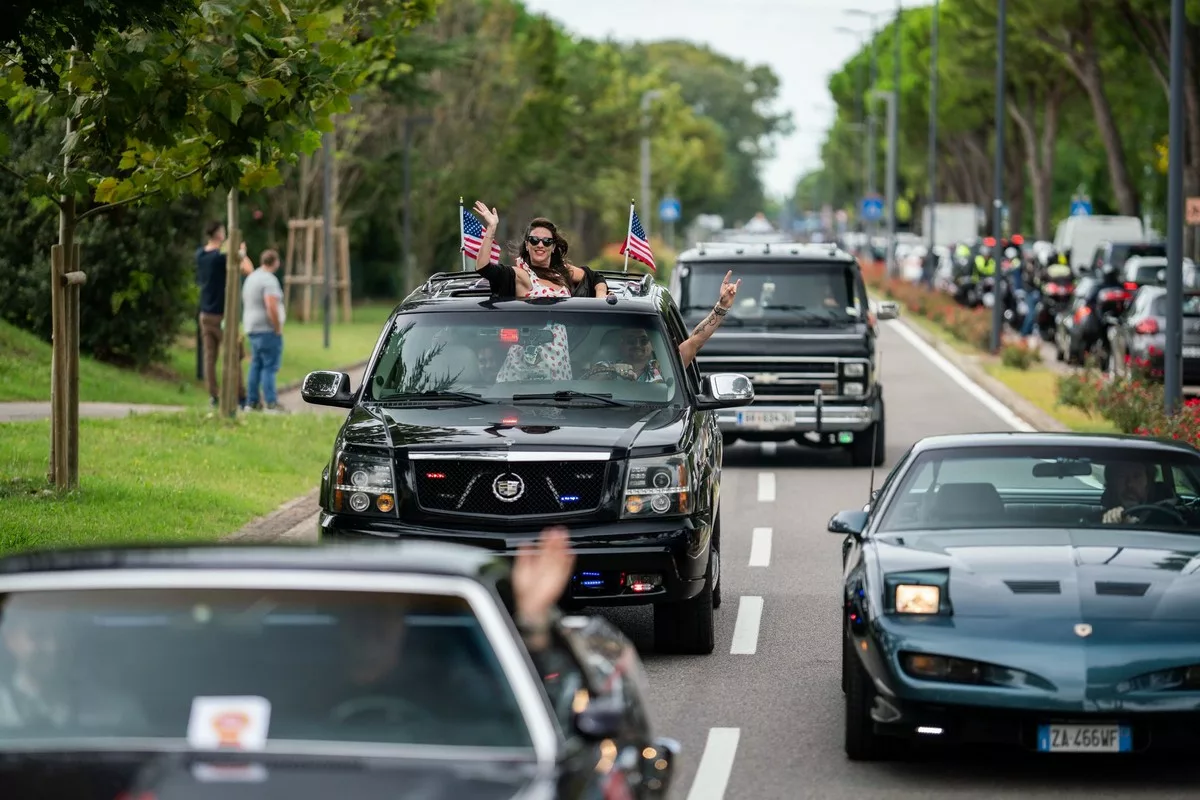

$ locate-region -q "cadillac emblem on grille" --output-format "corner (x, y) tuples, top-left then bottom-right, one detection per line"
(492, 472), (526, 502)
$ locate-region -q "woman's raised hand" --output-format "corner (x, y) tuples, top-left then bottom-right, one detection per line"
(473, 201), (499, 232)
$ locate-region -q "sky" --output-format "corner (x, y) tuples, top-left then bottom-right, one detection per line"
(520, 0), (908, 202)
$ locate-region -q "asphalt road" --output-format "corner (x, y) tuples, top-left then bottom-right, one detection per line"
(591, 320), (1200, 800)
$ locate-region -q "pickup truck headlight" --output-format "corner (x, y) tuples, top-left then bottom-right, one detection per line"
(842, 362), (865, 378)
(842, 382), (865, 396)
(623, 455), (691, 518)
(333, 451), (397, 515)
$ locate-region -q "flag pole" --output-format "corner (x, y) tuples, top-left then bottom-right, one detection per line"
(459, 196), (468, 272)
(623, 199), (634, 273)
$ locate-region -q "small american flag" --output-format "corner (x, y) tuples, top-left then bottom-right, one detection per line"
(620, 208), (656, 272)
(462, 207), (502, 263)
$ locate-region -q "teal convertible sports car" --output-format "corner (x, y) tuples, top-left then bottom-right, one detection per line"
(829, 432), (1200, 760)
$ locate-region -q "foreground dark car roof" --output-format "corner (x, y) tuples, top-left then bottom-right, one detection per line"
(0, 539), (504, 579)
(910, 431), (1200, 456)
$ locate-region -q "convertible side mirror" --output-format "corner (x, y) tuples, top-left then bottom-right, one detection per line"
(828, 509), (869, 537)
(696, 373), (754, 411)
(574, 695), (624, 741)
(301, 370), (355, 408)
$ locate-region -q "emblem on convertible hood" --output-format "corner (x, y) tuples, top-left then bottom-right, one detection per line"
(492, 472), (525, 502)
(1074, 623), (1093, 638)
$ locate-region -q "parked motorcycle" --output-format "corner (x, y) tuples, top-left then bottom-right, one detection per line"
(1034, 278), (1075, 341)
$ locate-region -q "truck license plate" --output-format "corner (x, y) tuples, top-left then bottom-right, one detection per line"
(1036, 724), (1130, 753)
(737, 411), (794, 429)
(1183, 346), (1200, 359)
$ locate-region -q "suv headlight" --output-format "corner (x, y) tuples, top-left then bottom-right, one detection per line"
(622, 455), (691, 518)
(333, 451), (397, 515)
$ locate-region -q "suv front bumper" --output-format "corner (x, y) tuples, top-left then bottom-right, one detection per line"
(319, 513), (710, 607)
(716, 399), (878, 438)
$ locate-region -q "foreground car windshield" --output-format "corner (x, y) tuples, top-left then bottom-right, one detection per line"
(367, 311), (680, 404)
(877, 446), (1200, 533)
(0, 588), (533, 752)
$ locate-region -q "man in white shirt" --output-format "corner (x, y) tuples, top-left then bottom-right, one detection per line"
(242, 249), (287, 412)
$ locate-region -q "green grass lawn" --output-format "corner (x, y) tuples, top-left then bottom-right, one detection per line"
(0, 410), (345, 554)
(165, 302), (394, 391)
(0, 320), (202, 405)
(1, 303), (393, 406)
(982, 364), (1116, 434)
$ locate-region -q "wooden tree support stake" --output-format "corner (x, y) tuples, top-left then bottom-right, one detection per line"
(219, 189), (243, 417)
(283, 218), (353, 323)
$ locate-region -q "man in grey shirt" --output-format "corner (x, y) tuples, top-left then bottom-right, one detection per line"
(242, 249), (287, 412)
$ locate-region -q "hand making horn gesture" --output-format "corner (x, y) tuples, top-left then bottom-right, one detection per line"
(717, 270), (741, 310)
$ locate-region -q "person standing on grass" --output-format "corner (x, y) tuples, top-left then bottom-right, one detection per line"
(242, 249), (287, 413)
(196, 221), (253, 409)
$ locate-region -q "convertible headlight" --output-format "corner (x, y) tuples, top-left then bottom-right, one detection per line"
(1117, 665), (1200, 693)
(842, 362), (865, 378)
(900, 652), (1054, 690)
(333, 451), (397, 515)
(895, 584), (940, 614)
(623, 455), (691, 518)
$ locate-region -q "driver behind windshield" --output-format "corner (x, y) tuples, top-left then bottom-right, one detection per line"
(1101, 461), (1159, 524)
(583, 328), (665, 383)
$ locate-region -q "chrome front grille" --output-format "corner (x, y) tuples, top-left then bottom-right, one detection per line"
(697, 356), (867, 401)
(411, 458), (608, 516)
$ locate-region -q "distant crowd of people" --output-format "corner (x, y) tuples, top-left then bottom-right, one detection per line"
(195, 221), (288, 412)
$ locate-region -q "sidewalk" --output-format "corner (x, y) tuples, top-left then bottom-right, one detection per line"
(0, 401), (187, 422)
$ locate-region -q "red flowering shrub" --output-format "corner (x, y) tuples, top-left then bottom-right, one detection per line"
(862, 260), (992, 350)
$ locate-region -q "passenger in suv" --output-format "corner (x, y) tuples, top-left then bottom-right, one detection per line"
(301, 272), (755, 655)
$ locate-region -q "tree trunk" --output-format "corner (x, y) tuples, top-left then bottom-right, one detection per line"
(1008, 79), (1062, 241)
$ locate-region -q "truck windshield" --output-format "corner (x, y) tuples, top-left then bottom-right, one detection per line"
(682, 262), (861, 325)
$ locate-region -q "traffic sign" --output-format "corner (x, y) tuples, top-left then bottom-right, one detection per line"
(861, 195), (884, 222)
(659, 197), (681, 222)
(1070, 195), (1092, 216)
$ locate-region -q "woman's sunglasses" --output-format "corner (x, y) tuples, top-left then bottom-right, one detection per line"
(526, 236), (555, 247)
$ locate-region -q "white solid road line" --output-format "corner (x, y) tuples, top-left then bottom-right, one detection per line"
(756, 472), (776, 502)
(685, 727), (741, 800)
(749, 527), (772, 567)
(730, 596), (764, 655)
(886, 319), (1036, 432)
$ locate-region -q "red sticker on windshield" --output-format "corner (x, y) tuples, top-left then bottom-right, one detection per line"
(500, 328), (519, 343)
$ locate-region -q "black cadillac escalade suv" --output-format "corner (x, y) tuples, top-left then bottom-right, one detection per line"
(668, 242), (898, 466)
(301, 271), (754, 654)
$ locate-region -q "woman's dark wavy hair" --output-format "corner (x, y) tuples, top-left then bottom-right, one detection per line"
(513, 217), (572, 287)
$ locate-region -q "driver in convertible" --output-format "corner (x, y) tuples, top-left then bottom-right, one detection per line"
(1101, 461), (1163, 525)
(329, 527), (578, 725)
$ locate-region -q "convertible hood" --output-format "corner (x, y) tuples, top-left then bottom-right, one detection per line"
(872, 527), (1200, 621)
(0, 752), (547, 799)
(340, 402), (688, 456)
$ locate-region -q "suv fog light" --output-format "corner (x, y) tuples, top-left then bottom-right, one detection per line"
(625, 496), (645, 514)
(349, 492), (371, 512)
(650, 495), (671, 513)
(843, 382), (864, 396)
(626, 574), (662, 593)
(376, 494), (395, 512)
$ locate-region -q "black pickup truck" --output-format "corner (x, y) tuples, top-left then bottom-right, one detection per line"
(667, 242), (898, 466)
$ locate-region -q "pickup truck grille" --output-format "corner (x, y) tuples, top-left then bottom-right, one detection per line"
(696, 356), (863, 401)
(413, 459), (606, 516)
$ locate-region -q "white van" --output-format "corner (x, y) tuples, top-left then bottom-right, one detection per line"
(1052, 215), (1145, 274)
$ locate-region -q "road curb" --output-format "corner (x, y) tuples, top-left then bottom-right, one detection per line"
(892, 317), (1069, 433)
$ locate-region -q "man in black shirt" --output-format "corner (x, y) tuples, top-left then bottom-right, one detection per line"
(196, 221), (253, 407)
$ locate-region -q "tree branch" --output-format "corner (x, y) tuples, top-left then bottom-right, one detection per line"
(0, 162), (65, 210)
(76, 163), (209, 223)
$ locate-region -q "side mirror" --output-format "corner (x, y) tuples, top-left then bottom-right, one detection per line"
(640, 736), (680, 798)
(696, 373), (754, 411)
(875, 301), (900, 321)
(574, 695), (624, 741)
(301, 370), (355, 408)
(828, 509), (868, 537)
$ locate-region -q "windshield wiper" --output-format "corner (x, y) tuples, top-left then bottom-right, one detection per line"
(374, 390), (491, 405)
(510, 390), (632, 407)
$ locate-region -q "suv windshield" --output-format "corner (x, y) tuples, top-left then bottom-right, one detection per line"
(876, 446), (1200, 533)
(682, 262), (861, 325)
(366, 311), (679, 405)
(0, 587), (533, 752)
